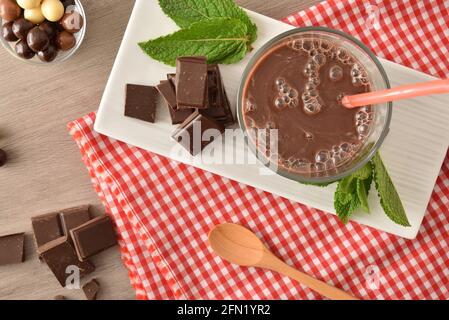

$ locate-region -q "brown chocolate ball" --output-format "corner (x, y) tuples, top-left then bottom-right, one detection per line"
(15, 39), (35, 59)
(0, 148), (6, 167)
(38, 45), (58, 62)
(59, 10), (83, 33)
(0, 0), (21, 21)
(1, 21), (18, 41)
(56, 30), (75, 50)
(27, 26), (50, 52)
(12, 18), (34, 40)
(38, 21), (58, 42)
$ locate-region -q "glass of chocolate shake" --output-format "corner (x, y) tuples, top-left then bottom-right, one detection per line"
(238, 27), (392, 184)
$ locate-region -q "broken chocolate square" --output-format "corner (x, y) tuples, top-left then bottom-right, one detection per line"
(83, 279), (100, 300)
(32, 212), (63, 248)
(201, 64), (234, 126)
(157, 80), (194, 124)
(0, 233), (25, 265)
(124, 84), (158, 123)
(171, 111), (224, 156)
(176, 56), (208, 109)
(59, 205), (91, 243)
(70, 216), (117, 261)
(38, 237), (95, 287)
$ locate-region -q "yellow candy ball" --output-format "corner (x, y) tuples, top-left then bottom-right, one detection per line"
(24, 7), (45, 24)
(17, 0), (42, 10)
(41, 0), (64, 22)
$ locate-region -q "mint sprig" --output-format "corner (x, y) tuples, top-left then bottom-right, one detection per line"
(159, 0), (258, 44)
(139, 18), (249, 67)
(139, 0), (257, 65)
(304, 152), (410, 227)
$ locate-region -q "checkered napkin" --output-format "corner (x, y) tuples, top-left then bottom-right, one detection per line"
(68, 0), (449, 300)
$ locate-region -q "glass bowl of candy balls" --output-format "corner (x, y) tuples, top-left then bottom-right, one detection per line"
(0, 0), (85, 64)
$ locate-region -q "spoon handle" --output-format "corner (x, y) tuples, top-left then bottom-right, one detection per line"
(260, 252), (359, 300)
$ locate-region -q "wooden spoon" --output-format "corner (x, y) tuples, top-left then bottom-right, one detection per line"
(208, 223), (359, 300)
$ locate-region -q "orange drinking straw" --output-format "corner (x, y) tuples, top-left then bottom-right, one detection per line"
(342, 79), (449, 109)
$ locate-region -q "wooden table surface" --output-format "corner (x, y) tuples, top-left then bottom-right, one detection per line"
(0, 0), (319, 300)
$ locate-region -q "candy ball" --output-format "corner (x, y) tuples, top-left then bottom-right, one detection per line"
(41, 0), (64, 22)
(56, 30), (75, 50)
(17, 0), (42, 10)
(15, 39), (35, 59)
(1, 21), (18, 41)
(12, 17), (34, 40)
(24, 7), (45, 24)
(60, 10), (83, 33)
(38, 45), (57, 62)
(27, 26), (50, 52)
(0, 0), (22, 21)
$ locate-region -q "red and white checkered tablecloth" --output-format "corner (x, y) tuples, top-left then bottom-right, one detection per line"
(68, 0), (449, 300)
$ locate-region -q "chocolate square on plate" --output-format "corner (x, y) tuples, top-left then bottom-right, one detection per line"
(124, 84), (158, 123)
(172, 111), (224, 156)
(176, 56), (208, 109)
(157, 80), (194, 125)
(201, 64), (234, 126)
(70, 216), (117, 261)
(38, 237), (95, 287)
(0, 233), (25, 265)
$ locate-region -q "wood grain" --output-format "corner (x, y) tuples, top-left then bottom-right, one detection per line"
(0, 0), (320, 300)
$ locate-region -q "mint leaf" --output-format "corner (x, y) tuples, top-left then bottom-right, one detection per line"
(159, 0), (257, 43)
(334, 161), (373, 223)
(372, 152), (410, 227)
(138, 18), (249, 66)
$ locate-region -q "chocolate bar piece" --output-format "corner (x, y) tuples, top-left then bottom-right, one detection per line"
(38, 237), (95, 287)
(124, 84), (158, 123)
(0, 233), (25, 265)
(70, 216), (117, 261)
(176, 56), (208, 109)
(32, 212), (63, 247)
(157, 80), (194, 124)
(201, 64), (234, 126)
(172, 111), (224, 156)
(83, 279), (100, 300)
(167, 73), (176, 88)
(59, 205), (91, 243)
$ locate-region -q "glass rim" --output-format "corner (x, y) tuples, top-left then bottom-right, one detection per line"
(0, 0), (86, 66)
(237, 26), (392, 184)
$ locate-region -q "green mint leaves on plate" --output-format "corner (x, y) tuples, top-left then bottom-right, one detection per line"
(139, 0), (258, 66)
(309, 152), (410, 227)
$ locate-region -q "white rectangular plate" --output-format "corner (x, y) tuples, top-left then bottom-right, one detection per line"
(95, 0), (449, 239)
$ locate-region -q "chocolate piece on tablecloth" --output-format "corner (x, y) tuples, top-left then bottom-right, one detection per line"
(0, 233), (25, 266)
(175, 56), (208, 109)
(59, 205), (91, 243)
(171, 111), (224, 156)
(82, 279), (100, 300)
(70, 216), (117, 261)
(157, 80), (194, 124)
(32, 212), (63, 247)
(124, 84), (158, 123)
(200, 64), (234, 126)
(38, 237), (95, 287)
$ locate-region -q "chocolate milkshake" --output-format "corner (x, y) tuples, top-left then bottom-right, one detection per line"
(242, 37), (374, 174)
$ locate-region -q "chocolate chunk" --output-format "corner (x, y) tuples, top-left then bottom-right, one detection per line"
(171, 111), (224, 156)
(54, 295), (66, 300)
(32, 212), (63, 248)
(201, 64), (234, 126)
(59, 205), (91, 243)
(38, 237), (95, 287)
(82, 279), (100, 300)
(124, 84), (158, 123)
(176, 56), (208, 109)
(0, 233), (25, 265)
(157, 80), (193, 124)
(167, 73), (176, 88)
(70, 216), (117, 261)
